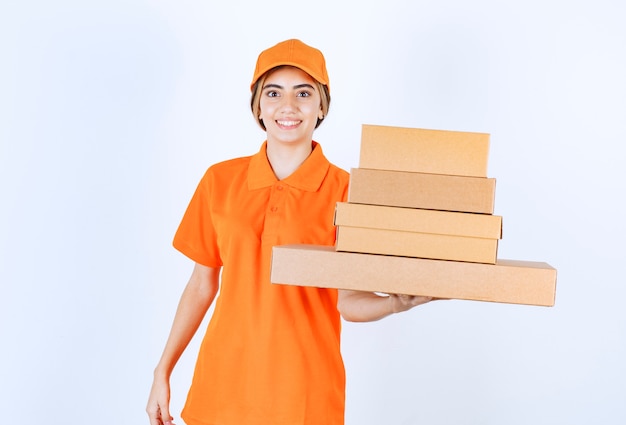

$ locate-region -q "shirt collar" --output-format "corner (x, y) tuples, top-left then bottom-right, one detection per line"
(248, 141), (330, 192)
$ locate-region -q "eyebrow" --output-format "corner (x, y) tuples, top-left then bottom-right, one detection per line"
(262, 83), (316, 91)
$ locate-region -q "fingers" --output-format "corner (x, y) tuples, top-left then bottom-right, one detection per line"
(146, 404), (164, 425)
(157, 406), (175, 425)
(146, 400), (175, 425)
(160, 406), (174, 425)
(147, 377), (175, 425)
(146, 405), (161, 425)
(147, 411), (175, 425)
(404, 294), (433, 308)
(389, 294), (433, 313)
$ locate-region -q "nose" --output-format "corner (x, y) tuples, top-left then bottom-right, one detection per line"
(279, 95), (297, 113)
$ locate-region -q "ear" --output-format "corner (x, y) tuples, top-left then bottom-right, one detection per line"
(318, 109), (324, 120)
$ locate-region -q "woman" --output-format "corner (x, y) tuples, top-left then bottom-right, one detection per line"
(146, 39), (432, 425)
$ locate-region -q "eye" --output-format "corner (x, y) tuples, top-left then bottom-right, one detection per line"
(265, 90), (279, 97)
(297, 90), (311, 98)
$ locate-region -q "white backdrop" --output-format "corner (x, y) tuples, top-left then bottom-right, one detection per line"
(1, 1), (625, 424)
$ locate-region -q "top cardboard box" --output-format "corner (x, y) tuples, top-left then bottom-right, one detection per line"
(359, 124), (490, 177)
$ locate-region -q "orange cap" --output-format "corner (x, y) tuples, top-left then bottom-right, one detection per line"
(250, 39), (329, 91)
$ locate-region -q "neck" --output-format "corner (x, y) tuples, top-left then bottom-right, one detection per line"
(265, 140), (313, 180)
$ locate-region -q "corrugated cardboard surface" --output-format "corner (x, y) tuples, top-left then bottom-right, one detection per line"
(359, 124), (490, 177)
(270, 245), (557, 307)
(348, 168), (496, 214)
(334, 202), (502, 239)
(335, 226), (498, 264)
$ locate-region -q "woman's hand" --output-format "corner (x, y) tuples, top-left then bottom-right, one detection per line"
(146, 375), (175, 425)
(388, 294), (433, 314)
(338, 290), (437, 322)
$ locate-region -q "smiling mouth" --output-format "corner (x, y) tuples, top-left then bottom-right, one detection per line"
(276, 120), (301, 128)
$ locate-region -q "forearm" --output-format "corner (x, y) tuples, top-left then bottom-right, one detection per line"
(154, 264), (220, 378)
(337, 290), (393, 322)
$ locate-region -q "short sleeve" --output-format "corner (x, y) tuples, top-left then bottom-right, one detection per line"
(173, 168), (222, 267)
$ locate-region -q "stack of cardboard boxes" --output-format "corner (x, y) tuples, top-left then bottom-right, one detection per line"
(271, 124), (557, 307)
(336, 124), (501, 264)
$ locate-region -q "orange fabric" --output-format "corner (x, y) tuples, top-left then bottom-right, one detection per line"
(173, 142), (350, 425)
(250, 39), (329, 90)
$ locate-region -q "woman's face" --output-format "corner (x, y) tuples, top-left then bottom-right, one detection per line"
(258, 66), (323, 148)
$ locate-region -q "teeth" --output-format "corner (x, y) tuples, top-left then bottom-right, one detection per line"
(277, 120), (299, 126)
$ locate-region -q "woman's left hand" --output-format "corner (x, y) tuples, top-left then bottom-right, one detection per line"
(388, 294), (434, 313)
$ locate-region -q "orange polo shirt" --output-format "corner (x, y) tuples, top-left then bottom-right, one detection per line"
(173, 141), (350, 425)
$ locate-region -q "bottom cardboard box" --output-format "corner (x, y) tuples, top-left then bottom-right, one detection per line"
(270, 244), (557, 307)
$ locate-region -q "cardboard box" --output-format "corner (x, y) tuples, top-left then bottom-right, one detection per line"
(359, 124), (490, 177)
(348, 168), (496, 214)
(334, 202), (502, 239)
(270, 244), (557, 307)
(335, 226), (498, 264)
(334, 202), (502, 263)
(334, 202), (502, 238)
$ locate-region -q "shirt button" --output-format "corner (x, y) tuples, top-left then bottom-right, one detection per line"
(276, 185), (284, 191)
(271, 206), (278, 212)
